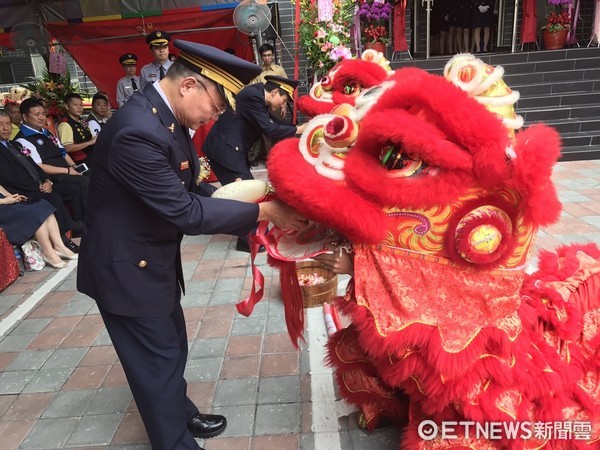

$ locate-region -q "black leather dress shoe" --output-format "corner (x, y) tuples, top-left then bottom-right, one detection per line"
(65, 240), (80, 253)
(236, 238), (265, 253)
(187, 413), (227, 438)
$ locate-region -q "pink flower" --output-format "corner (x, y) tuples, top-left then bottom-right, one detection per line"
(21, 147), (31, 157)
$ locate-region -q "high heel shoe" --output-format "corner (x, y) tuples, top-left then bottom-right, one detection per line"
(42, 255), (68, 269)
(55, 251), (78, 260)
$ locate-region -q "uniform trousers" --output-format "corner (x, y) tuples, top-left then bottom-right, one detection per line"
(99, 298), (201, 450)
(50, 174), (89, 221)
(208, 159), (253, 186)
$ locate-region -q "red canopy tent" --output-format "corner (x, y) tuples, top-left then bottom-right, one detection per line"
(0, 1), (255, 106)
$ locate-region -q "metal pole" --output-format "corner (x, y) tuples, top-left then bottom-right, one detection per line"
(425, 0), (432, 59)
(413, 0), (418, 56)
(497, 0), (504, 48)
(511, 0), (519, 53)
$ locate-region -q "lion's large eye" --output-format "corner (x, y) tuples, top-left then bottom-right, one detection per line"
(352, 81), (394, 121)
(343, 82), (360, 96)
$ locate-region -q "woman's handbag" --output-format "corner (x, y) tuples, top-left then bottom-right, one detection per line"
(21, 239), (46, 271)
(0, 228), (21, 291)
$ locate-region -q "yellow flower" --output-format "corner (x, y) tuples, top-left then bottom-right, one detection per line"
(44, 81), (57, 91)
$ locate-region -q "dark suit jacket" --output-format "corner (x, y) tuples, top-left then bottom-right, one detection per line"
(0, 141), (47, 193)
(202, 83), (296, 174)
(77, 85), (260, 318)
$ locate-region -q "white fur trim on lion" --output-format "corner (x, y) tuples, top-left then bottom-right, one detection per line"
(505, 146), (517, 160)
(211, 179), (270, 202)
(298, 114), (338, 166)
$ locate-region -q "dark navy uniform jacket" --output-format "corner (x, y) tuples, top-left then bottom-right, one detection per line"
(77, 84), (259, 318)
(202, 82), (296, 174)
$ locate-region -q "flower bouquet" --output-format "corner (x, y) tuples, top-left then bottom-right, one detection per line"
(20, 69), (80, 120)
(296, 0), (355, 80)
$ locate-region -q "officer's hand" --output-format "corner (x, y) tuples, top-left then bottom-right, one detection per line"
(258, 200), (307, 232)
(296, 123), (307, 135)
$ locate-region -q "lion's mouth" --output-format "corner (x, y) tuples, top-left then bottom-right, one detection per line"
(379, 144), (439, 178)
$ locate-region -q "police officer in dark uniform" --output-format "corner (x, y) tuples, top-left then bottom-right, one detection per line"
(202, 75), (306, 252)
(203, 75), (306, 185)
(77, 41), (307, 450)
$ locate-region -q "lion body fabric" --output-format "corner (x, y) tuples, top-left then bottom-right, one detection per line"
(268, 56), (600, 449)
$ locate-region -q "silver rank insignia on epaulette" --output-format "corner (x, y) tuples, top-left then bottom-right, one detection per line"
(167, 123), (175, 133)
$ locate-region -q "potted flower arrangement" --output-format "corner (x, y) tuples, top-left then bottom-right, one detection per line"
(297, 0), (355, 81)
(362, 25), (389, 52)
(541, 0), (572, 50)
(20, 69), (80, 122)
(358, 0), (393, 53)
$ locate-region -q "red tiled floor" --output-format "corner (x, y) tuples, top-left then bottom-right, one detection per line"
(221, 355), (260, 379)
(0, 352), (18, 372)
(39, 290), (76, 305)
(191, 269), (222, 281)
(203, 305), (235, 321)
(75, 314), (104, 331)
(183, 307), (206, 322)
(3, 393), (55, 421)
(111, 412), (148, 444)
(26, 302), (66, 319)
(263, 334), (298, 353)
(219, 268), (246, 279)
(259, 353), (299, 377)
(300, 375), (312, 403)
(59, 328), (101, 348)
(186, 320), (201, 339)
(102, 364), (128, 387)
(226, 335), (262, 356)
(63, 366), (111, 390)
(205, 436), (251, 449)
(26, 330), (70, 350)
(251, 434), (299, 450)
(0, 394), (16, 418)
(79, 346), (118, 367)
(222, 258), (249, 268)
(187, 381), (217, 410)
(301, 401), (313, 433)
(1, 282), (35, 295)
(209, 235), (232, 243)
(42, 316), (81, 334)
(197, 318), (233, 338)
(0, 419), (36, 449)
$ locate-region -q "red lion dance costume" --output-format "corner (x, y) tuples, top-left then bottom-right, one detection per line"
(261, 54), (600, 449)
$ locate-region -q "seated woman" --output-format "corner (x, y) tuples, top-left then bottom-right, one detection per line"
(0, 184), (77, 269)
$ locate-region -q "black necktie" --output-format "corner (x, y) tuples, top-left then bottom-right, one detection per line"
(159, 65), (165, 80)
(3, 141), (42, 184)
(131, 77), (138, 91)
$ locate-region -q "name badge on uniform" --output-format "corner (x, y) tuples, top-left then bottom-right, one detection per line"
(148, 73), (156, 79)
(180, 160), (190, 170)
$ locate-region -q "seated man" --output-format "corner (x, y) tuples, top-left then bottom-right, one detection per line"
(0, 110), (80, 252)
(4, 102), (21, 139)
(57, 93), (96, 166)
(86, 92), (111, 136)
(15, 98), (89, 230)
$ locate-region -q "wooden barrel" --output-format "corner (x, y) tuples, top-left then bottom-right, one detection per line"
(296, 261), (339, 308)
